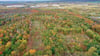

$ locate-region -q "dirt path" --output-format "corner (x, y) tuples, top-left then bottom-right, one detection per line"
(27, 20), (43, 50)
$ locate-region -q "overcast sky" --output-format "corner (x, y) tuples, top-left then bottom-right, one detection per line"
(0, 0), (52, 1)
(0, 0), (99, 1)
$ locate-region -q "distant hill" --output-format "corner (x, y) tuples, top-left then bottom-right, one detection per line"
(0, 0), (100, 5)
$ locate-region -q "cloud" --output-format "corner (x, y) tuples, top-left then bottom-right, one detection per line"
(0, 0), (99, 1)
(0, 0), (52, 1)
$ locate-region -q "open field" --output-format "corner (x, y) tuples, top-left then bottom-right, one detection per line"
(0, 2), (100, 56)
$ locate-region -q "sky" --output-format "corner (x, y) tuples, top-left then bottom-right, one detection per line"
(0, 0), (99, 1)
(0, 0), (52, 1)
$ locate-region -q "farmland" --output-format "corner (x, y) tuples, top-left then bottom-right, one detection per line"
(0, 2), (100, 56)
